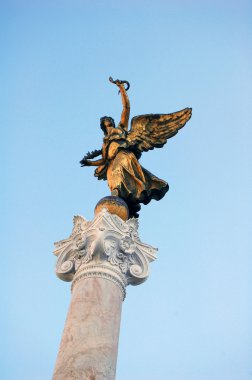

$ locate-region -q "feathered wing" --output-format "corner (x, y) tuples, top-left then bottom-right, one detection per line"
(127, 107), (192, 157)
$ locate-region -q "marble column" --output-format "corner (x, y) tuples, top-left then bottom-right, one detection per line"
(53, 208), (157, 380)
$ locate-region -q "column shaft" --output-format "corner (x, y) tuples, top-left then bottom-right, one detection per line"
(53, 276), (122, 380)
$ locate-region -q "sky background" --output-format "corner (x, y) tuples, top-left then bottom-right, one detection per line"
(1, 1), (252, 379)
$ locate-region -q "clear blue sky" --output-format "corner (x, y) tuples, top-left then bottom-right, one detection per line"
(1, 1), (251, 379)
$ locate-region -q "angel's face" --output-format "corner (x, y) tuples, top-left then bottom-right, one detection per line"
(103, 120), (113, 129)
(100, 117), (115, 134)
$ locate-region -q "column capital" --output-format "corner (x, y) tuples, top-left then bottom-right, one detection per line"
(54, 208), (157, 299)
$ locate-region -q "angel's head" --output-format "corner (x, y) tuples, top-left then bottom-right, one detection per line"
(100, 116), (115, 134)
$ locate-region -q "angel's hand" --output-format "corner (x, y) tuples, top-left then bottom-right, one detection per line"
(109, 77), (130, 91)
(109, 76), (121, 87)
(80, 158), (90, 167)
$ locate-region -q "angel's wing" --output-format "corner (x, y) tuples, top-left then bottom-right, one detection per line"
(127, 107), (192, 157)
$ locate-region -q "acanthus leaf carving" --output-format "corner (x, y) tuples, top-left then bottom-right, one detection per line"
(54, 208), (157, 291)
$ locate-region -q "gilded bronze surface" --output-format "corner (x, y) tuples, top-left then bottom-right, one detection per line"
(95, 196), (129, 221)
(80, 77), (192, 217)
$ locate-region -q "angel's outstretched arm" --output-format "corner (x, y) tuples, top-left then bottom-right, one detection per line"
(80, 148), (104, 167)
(81, 158), (105, 167)
(109, 77), (130, 131)
(118, 83), (130, 131)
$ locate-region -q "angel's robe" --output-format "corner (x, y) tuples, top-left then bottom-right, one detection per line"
(95, 127), (168, 217)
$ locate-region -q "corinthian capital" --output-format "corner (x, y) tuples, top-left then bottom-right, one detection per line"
(54, 208), (157, 299)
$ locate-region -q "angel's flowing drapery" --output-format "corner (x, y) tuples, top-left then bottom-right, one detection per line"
(107, 149), (168, 211)
(94, 128), (169, 217)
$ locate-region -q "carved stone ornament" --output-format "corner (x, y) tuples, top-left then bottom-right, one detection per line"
(54, 208), (157, 300)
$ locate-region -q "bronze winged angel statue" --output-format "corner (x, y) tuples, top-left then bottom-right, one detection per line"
(80, 77), (192, 217)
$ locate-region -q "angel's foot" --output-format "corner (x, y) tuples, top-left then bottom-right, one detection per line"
(111, 189), (119, 197)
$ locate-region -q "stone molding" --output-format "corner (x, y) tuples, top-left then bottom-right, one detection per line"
(71, 263), (127, 300)
(54, 208), (157, 299)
